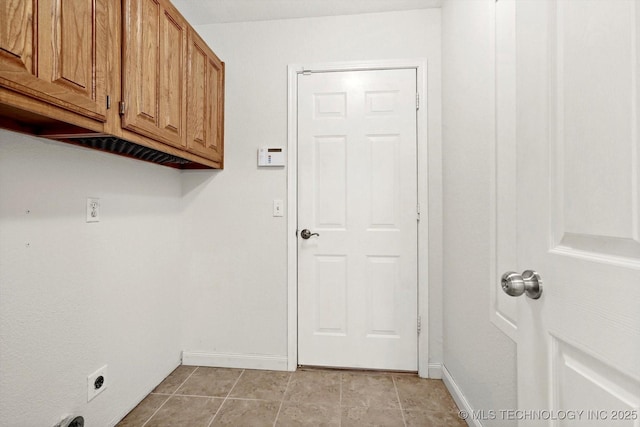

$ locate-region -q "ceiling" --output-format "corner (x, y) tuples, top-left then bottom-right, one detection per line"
(171, 0), (442, 25)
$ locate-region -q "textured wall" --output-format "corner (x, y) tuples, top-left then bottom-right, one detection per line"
(442, 1), (517, 425)
(0, 132), (184, 426)
(180, 9), (443, 368)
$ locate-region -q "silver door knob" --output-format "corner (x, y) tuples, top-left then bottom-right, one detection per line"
(300, 229), (319, 239)
(501, 270), (543, 299)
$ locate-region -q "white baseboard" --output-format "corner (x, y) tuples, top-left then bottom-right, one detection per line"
(182, 351), (289, 371)
(442, 365), (482, 427)
(427, 363), (443, 379)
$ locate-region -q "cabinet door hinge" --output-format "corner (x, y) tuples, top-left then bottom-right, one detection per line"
(417, 203), (421, 222)
(417, 315), (422, 335)
(416, 92), (420, 110)
(119, 101), (125, 115)
(302, 69), (312, 76)
(106, 95), (111, 110)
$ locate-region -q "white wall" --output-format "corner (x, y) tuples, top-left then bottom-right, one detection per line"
(180, 9), (443, 369)
(0, 132), (184, 426)
(0, 5), (522, 425)
(442, 1), (517, 425)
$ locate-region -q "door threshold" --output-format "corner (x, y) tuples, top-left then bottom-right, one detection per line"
(297, 365), (418, 375)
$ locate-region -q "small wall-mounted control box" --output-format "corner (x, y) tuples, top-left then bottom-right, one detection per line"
(258, 147), (285, 167)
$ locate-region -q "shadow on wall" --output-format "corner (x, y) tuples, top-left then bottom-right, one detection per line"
(181, 170), (221, 197)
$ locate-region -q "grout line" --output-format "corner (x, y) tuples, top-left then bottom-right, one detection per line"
(174, 366), (199, 395)
(338, 372), (344, 427)
(140, 394), (171, 427)
(141, 366), (199, 427)
(338, 372), (343, 427)
(272, 372), (293, 427)
(392, 376), (407, 427)
(339, 372), (343, 406)
(206, 369), (245, 427)
(173, 394), (276, 402)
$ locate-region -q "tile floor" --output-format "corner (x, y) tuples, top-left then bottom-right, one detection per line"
(117, 366), (466, 426)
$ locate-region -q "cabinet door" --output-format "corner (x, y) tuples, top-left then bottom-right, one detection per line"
(0, 0), (107, 121)
(186, 29), (224, 163)
(122, 0), (187, 148)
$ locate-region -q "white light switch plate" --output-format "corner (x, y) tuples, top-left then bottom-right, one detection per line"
(273, 199), (284, 217)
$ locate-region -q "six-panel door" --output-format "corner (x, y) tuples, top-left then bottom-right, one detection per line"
(0, 0), (107, 121)
(297, 68), (419, 371)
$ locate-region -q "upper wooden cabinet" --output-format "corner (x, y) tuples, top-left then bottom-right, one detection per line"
(0, 0), (224, 169)
(186, 28), (224, 164)
(121, 0), (188, 149)
(0, 0), (107, 121)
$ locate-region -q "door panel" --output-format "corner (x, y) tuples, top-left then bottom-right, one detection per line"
(513, 0), (640, 423)
(0, 0), (106, 121)
(552, 0), (639, 259)
(159, 11), (182, 135)
(137, 0), (159, 126)
(297, 69), (418, 371)
(0, 0), (36, 74)
(365, 256), (401, 337)
(314, 135), (347, 228)
(122, 0), (187, 148)
(186, 28), (224, 163)
(314, 255), (347, 335)
(51, 0), (92, 95)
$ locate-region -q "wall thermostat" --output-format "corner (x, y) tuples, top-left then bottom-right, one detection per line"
(258, 147), (285, 167)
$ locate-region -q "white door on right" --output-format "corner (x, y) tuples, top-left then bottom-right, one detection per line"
(512, 0), (640, 425)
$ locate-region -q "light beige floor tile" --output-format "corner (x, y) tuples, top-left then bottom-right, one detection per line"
(175, 367), (243, 397)
(152, 365), (197, 394)
(145, 395), (222, 427)
(209, 399), (280, 426)
(341, 406), (405, 427)
(229, 369), (291, 400)
(404, 409), (468, 427)
(276, 402), (341, 426)
(394, 375), (458, 412)
(341, 372), (400, 409)
(283, 370), (341, 405)
(117, 394), (169, 426)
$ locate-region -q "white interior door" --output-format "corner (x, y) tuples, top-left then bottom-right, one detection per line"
(297, 68), (418, 371)
(511, 1), (640, 424)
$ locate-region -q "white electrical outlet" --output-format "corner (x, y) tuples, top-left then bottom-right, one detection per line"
(86, 198), (100, 223)
(87, 365), (108, 401)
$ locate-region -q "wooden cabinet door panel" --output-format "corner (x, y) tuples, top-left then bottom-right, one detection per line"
(0, 0), (106, 121)
(50, 0), (94, 98)
(0, 0), (36, 74)
(186, 29), (224, 163)
(122, 0), (187, 148)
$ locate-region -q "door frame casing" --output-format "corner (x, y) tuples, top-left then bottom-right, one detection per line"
(287, 59), (433, 376)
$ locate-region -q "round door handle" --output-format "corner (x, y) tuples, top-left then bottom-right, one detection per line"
(300, 229), (320, 239)
(501, 270), (543, 299)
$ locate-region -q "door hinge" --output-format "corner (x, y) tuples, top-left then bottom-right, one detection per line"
(416, 92), (420, 110)
(417, 315), (422, 335)
(106, 95), (111, 110)
(417, 203), (421, 222)
(118, 101), (125, 115)
(302, 69), (312, 76)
